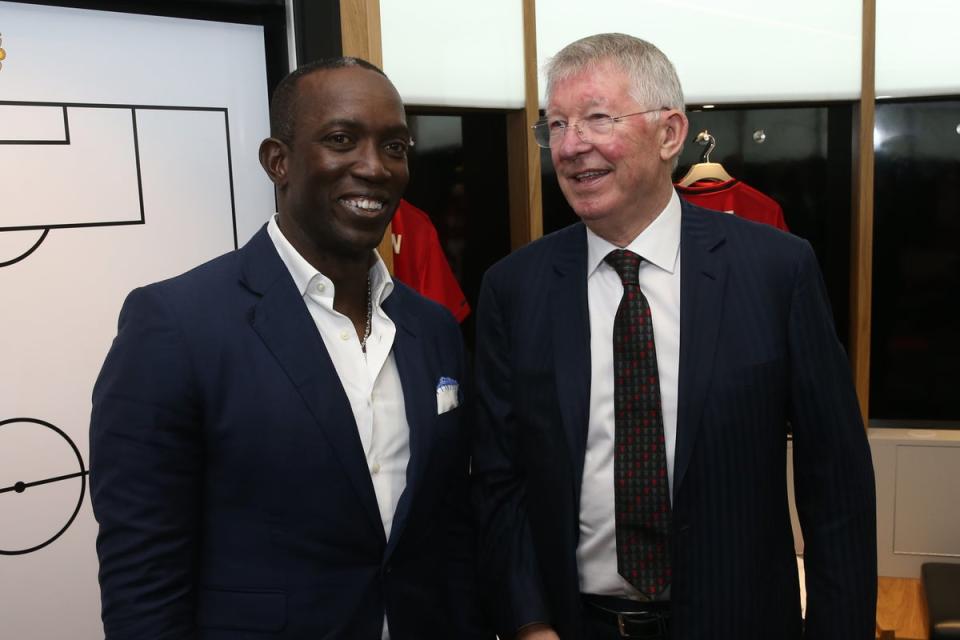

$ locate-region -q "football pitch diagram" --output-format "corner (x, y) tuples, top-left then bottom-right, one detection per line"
(0, 100), (240, 267)
(0, 418), (88, 556)
(1, 100), (246, 556)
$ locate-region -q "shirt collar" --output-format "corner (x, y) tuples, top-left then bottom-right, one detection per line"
(267, 215), (394, 305)
(585, 189), (682, 278)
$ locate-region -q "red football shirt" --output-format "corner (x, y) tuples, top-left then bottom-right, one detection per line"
(676, 179), (789, 231)
(391, 199), (471, 323)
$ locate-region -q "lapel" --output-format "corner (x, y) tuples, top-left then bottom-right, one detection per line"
(240, 226), (385, 539)
(548, 224), (592, 501)
(674, 202), (727, 497)
(380, 285), (434, 560)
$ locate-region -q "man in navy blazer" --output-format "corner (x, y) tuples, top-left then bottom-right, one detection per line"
(91, 58), (485, 639)
(472, 35), (877, 639)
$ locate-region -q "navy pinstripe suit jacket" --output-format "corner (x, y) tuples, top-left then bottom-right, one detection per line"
(91, 227), (486, 639)
(472, 199), (877, 639)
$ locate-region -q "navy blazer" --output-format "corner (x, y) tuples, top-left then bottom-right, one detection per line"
(472, 200), (877, 640)
(91, 226), (485, 639)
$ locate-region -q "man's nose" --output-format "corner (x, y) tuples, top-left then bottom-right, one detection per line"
(554, 123), (591, 160)
(352, 141), (391, 181)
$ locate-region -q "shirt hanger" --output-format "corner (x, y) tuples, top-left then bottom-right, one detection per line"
(677, 130), (734, 187)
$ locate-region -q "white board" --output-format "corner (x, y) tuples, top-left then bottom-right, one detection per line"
(0, 3), (275, 637)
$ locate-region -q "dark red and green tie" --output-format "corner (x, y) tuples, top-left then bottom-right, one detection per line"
(604, 248), (672, 598)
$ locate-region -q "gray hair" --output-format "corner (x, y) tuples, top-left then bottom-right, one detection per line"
(544, 33), (685, 113)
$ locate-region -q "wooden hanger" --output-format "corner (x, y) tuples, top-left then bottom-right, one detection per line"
(677, 130), (734, 186)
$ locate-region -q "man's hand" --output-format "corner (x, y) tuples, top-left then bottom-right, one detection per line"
(515, 623), (560, 640)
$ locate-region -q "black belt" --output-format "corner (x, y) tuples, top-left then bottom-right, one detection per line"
(582, 594), (671, 639)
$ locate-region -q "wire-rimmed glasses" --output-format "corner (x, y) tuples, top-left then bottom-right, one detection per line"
(531, 108), (667, 148)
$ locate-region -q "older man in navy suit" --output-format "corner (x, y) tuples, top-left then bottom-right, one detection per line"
(472, 34), (876, 640)
(91, 58), (486, 639)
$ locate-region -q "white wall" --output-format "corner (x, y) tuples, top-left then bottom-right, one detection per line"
(870, 429), (960, 577)
(534, 0), (861, 106)
(375, 0), (960, 157)
(876, 0), (960, 98)
(381, 0), (526, 108)
(380, 0), (864, 109)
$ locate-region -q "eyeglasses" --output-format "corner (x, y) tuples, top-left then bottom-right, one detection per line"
(531, 108), (667, 148)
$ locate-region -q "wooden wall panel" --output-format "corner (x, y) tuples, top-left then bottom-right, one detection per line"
(339, 0), (393, 271)
(339, 0), (382, 66)
(851, 0), (876, 425)
(506, 0), (542, 250)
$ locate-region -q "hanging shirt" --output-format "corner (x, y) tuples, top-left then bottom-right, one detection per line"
(676, 178), (789, 231)
(391, 199), (471, 323)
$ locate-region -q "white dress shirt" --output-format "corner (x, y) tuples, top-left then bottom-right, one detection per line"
(577, 190), (682, 598)
(268, 217), (408, 638)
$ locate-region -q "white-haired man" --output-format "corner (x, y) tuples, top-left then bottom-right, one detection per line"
(472, 33), (876, 640)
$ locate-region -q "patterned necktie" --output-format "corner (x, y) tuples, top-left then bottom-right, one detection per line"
(604, 249), (672, 598)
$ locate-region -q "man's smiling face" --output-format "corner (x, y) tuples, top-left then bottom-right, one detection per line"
(278, 66), (410, 259)
(547, 59), (669, 241)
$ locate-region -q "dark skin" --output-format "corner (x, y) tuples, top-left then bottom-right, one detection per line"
(258, 66), (411, 339)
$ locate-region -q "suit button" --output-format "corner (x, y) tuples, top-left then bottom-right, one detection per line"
(384, 564), (392, 575)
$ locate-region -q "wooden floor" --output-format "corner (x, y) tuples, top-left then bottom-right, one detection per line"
(876, 577), (928, 640)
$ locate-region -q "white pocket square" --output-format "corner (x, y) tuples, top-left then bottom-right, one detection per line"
(436, 376), (459, 414)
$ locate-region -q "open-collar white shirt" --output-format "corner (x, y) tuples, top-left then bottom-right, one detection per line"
(268, 216), (409, 638)
(577, 190), (682, 599)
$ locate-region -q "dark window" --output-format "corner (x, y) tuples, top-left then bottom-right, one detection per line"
(405, 111), (513, 351)
(871, 99), (960, 425)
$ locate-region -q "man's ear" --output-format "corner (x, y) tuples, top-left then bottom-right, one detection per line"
(258, 137), (289, 186)
(659, 109), (689, 163)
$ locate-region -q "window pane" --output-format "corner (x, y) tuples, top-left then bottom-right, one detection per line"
(871, 100), (960, 424)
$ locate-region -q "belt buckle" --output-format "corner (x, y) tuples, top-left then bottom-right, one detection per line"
(616, 610), (665, 639)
